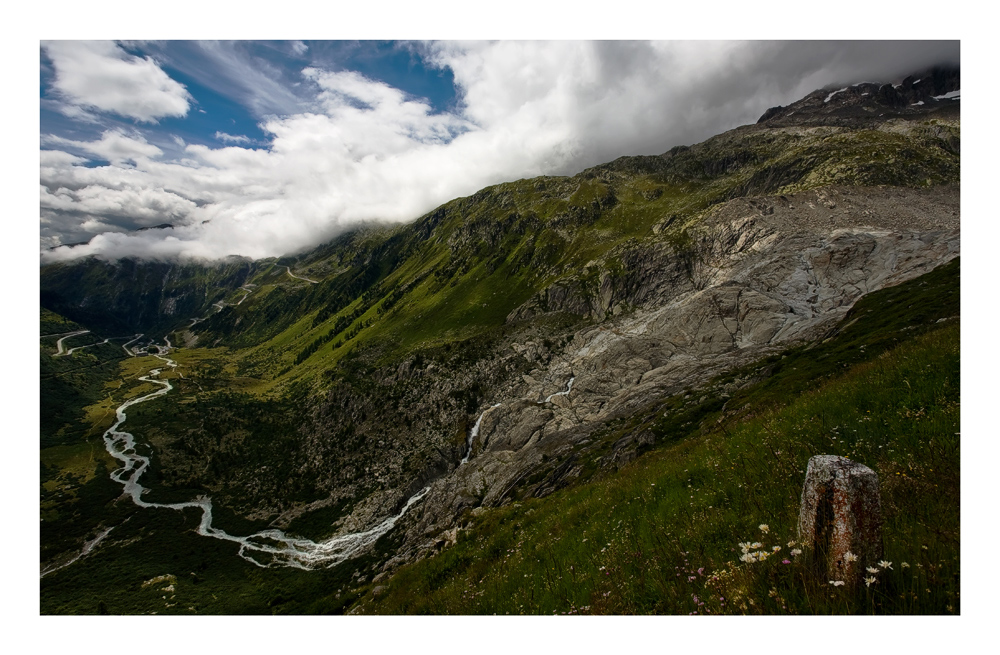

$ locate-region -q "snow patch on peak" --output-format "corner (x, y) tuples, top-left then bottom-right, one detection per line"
(932, 90), (961, 100)
(824, 88), (848, 103)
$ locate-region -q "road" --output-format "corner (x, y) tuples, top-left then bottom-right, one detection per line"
(51, 330), (90, 356)
(282, 265), (318, 284)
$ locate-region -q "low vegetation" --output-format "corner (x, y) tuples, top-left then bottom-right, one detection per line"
(39, 102), (960, 614)
(355, 274), (959, 614)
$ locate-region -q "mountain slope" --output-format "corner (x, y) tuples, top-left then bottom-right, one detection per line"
(39, 70), (960, 613)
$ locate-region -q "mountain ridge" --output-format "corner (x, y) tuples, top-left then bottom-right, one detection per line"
(40, 67), (961, 614)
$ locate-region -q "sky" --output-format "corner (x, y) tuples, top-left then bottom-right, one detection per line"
(17, 6), (1000, 650)
(38, 40), (960, 263)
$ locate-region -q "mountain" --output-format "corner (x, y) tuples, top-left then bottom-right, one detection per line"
(40, 68), (960, 615)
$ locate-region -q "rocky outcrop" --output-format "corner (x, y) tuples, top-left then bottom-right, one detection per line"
(370, 183), (958, 564)
(756, 66), (959, 127)
(210, 181), (955, 574)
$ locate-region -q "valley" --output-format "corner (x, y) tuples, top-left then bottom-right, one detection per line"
(39, 72), (961, 614)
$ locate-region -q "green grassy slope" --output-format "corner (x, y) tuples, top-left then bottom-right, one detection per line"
(352, 260), (960, 615)
(39, 108), (960, 615)
(177, 116), (961, 396)
(40, 308), (130, 448)
(40, 259), (959, 616)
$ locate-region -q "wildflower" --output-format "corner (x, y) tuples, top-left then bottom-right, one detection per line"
(697, 567), (704, 576)
(901, 562), (910, 569)
(879, 560), (893, 570)
(739, 553), (757, 563)
(759, 524), (770, 534)
(844, 552), (858, 563)
(866, 567), (880, 574)
(787, 540), (797, 548)
(772, 546), (781, 552)
(790, 549), (802, 557)
(782, 559), (791, 564)
(751, 542), (763, 549)
(829, 580), (845, 587)
(738, 542), (752, 552)
(865, 576), (877, 587)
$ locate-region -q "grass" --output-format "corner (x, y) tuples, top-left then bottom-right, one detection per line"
(348, 259), (961, 615)
(38, 252), (960, 616)
(39, 250), (960, 615)
(356, 321), (959, 615)
(39, 112), (961, 614)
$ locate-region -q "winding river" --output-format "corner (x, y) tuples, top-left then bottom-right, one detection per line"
(97, 342), (429, 570)
(53, 326), (574, 574)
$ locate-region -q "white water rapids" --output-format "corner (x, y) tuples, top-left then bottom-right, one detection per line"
(460, 404), (502, 465)
(98, 343), (429, 570)
(459, 375), (575, 465)
(540, 376), (575, 404)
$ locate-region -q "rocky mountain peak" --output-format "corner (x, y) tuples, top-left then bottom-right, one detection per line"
(757, 64), (959, 126)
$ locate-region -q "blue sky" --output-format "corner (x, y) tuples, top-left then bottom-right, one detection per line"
(39, 40), (960, 262)
(41, 41), (458, 162)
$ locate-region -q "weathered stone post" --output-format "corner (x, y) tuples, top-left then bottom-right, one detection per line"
(797, 455), (882, 584)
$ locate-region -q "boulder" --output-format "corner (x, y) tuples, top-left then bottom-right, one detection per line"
(797, 455), (882, 584)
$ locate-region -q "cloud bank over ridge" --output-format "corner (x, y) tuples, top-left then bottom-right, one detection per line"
(40, 40), (959, 263)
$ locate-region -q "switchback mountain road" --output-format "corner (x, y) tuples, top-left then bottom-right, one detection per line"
(50, 330), (90, 356)
(282, 265), (318, 284)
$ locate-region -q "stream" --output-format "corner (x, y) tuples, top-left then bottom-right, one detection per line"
(460, 376), (575, 464)
(53, 331), (574, 573)
(93, 342), (430, 571)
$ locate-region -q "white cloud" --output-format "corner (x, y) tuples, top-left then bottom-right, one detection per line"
(188, 41), (305, 117)
(214, 132), (252, 145)
(40, 41), (960, 263)
(43, 129), (163, 164)
(42, 41), (192, 123)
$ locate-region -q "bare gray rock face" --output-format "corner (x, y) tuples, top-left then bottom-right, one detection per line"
(482, 186), (959, 460)
(797, 455), (883, 584)
(330, 185), (956, 570)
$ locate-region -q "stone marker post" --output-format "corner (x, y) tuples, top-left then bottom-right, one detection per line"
(797, 455), (882, 584)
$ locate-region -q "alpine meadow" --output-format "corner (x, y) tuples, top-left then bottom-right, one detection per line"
(38, 40), (961, 619)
